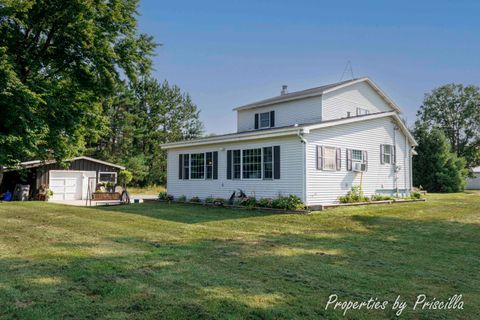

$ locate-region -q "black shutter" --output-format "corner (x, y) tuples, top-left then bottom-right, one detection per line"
(254, 113), (259, 129)
(213, 151), (218, 179)
(270, 110), (275, 127)
(336, 148), (342, 171)
(316, 145), (323, 170)
(364, 150), (368, 171)
(380, 145), (384, 164)
(273, 146), (280, 179)
(346, 149), (352, 171)
(184, 154), (189, 180)
(393, 145), (396, 165)
(179, 154), (183, 179)
(227, 150), (232, 179)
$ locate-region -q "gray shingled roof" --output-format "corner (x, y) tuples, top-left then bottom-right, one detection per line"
(233, 78), (362, 111)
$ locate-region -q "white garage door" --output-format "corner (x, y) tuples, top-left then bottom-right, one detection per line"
(49, 171), (96, 201)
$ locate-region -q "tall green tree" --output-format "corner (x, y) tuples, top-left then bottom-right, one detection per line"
(413, 127), (467, 192)
(0, 0), (155, 167)
(416, 84), (480, 169)
(91, 78), (203, 185)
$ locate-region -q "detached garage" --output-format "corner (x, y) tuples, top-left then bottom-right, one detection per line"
(0, 156), (125, 201)
(466, 167), (480, 190)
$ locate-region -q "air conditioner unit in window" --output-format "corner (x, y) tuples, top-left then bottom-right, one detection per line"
(353, 162), (366, 172)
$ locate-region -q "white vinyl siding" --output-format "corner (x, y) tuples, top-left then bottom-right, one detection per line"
(305, 117), (412, 205)
(237, 95), (322, 132)
(322, 82), (394, 121)
(166, 136), (304, 200)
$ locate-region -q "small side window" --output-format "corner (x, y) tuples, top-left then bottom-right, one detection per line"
(99, 172), (117, 183)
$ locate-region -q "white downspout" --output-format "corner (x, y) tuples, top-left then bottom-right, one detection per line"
(404, 134), (408, 194)
(297, 129), (308, 206)
(410, 147), (414, 191)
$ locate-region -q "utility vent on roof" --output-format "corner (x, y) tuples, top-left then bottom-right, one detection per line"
(281, 85), (288, 95)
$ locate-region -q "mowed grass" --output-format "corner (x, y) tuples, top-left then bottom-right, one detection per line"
(0, 192), (479, 319)
(127, 185), (165, 195)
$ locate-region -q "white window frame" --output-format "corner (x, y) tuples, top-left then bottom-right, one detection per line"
(322, 146), (337, 171)
(181, 152), (217, 180)
(259, 112), (271, 128)
(99, 172), (117, 184)
(190, 153), (205, 180)
(232, 150), (241, 180)
(383, 144), (392, 164)
(351, 149), (365, 164)
(230, 147), (275, 180)
(242, 148), (263, 180)
(262, 146), (273, 180)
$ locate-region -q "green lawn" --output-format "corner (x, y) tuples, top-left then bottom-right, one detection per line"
(0, 192), (479, 319)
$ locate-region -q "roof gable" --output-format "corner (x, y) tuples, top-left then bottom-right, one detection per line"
(233, 77), (401, 113)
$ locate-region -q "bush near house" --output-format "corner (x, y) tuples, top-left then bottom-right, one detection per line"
(338, 186), (369, 203)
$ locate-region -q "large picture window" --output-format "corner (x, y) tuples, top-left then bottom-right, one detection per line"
(228, 146), (280, 180)
(190, 153), (205, 179)
(242, 148), (262, 179)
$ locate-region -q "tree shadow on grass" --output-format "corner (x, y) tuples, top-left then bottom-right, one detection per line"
(94, 202), (279, 224)
(0, 215), (479, 319)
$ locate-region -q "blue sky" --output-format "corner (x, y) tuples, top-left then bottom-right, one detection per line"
(138, 0), (480, 134)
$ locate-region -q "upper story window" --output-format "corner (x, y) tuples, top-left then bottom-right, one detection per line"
(259, 112), (271, 128)
(356, 107), (370, 116)
(254, 111), (275, 129)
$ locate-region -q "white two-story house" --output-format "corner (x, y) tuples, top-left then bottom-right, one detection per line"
(161, 77), (417, 206)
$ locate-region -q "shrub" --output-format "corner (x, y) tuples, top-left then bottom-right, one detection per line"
(190, 196), (201, 203)
(272, 195), (305, 210)
(213, 198), (225, 206)
(158, 192), (173, 201)
(118, 170), (133, 187)
(338, 186), (369, 203)
(178, 195), (187, 203)
(411, 191), (422, 199)
(238, 197), (257, 208)
(370, 194), (395, 201)
(258, 198), (274, 208)
(205, 197), (214, 204)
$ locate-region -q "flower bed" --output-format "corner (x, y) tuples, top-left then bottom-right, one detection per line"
(157, 193), (309, 214)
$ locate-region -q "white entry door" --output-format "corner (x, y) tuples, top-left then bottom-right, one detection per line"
(49, 171), (95, 201)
